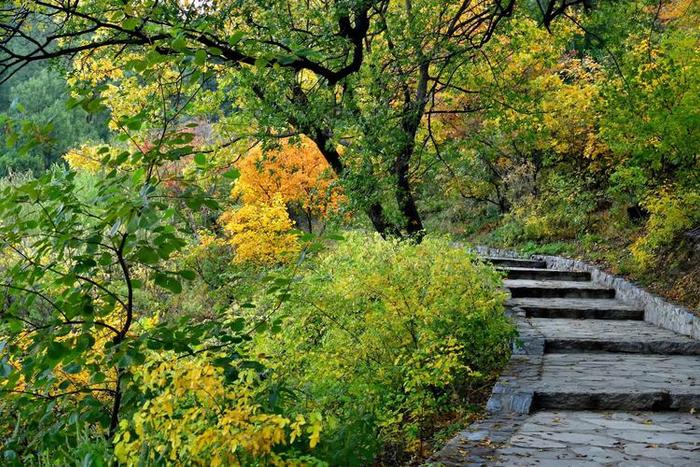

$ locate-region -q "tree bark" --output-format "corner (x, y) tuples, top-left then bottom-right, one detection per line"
(391, 62), (430, 238)
(312, 129), (400, 237)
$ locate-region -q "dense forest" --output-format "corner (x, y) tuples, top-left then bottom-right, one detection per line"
(0, 0), (697, 465)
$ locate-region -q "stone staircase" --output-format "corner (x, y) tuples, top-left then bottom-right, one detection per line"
(432, 257), (700, 466)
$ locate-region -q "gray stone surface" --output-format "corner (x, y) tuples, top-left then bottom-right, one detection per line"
(428, 413), (531, 466)
(507, 297), (644, 320)
(505, 279), (616, 299)
(474, 244), (700, 338)
(432, 246), (700, 465)
(533, 353), (700, 410)
(537, 353), (700, 392)
(529, 318), (700, 354)
(486, 319), (544, 414)
(507, 297), (641, 312)
(485, 257), (547, 269)
(534, 253), (700, 339)
(494, 411), (700, 466)
(500, 266), (591, 281)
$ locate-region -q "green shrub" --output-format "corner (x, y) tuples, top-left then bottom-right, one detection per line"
(256, 233), (515, 464)
(520, 241), (574, 256)
(631, 187), (700, 270)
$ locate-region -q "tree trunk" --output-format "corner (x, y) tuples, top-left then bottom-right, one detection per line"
(391, 62), (430, 238)
(312, 128), (401, 238)
(393, 153), (424, 236)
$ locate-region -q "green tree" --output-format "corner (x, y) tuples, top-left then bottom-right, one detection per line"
(0, 68), (110, 175)
(0, 0), (591, 237)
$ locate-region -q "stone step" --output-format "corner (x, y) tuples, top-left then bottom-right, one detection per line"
(500, 267), (591, 282)
(507, 298), (644, 320)
(505, 279), (616, 299)
(532, 354), (700, 411)
(485, 257), (548, 269)
(494, 411), (700, 466)
(530, 318), (700, 355)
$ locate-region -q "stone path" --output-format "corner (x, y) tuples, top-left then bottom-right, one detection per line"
(497, 411), (700, 466)
(432, 257), (700, 466)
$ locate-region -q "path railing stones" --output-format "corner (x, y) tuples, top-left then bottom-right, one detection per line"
(430, 254), (700, 466)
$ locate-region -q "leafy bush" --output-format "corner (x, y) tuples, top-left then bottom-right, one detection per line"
(114, 352), (322, 466)
(0, 151), (318, 465)
(494, 174), (600, 245)
(631, 187), (700, 270)
(256, 233), (514, 464)
(520, 241), (574, 256)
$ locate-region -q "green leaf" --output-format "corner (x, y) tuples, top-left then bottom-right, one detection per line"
(178, 270), (196, 280)
(63, 363), (82, 374)
(171, 36), (187, 51)
(223, 168), (240, 180)
(194, 50), (207, 66)
(228, 31), (245, 46)
(127, 59), (147, 72)
(132, 167), (146, 185)
(153, 272), (182, 294)
(126, 117), (143, 131)
(76, 333), (96, 351)
(207, 47), (223, 56)
(255, 57), (269, 69)
(108, 219), (122, 237)
(194, 153), (206, 166)
(46, 341), (69, 361)
(277, 54), (297, 65)
(113, 151), (130, 165)
(185, 196), (203, 210)
(229, 318), (246, 332)
(203, 198), (219, 210)
(122, 18), (140, 31)
(0, 360), (12, 378)
(295, 48), (322, 61)
(136, 247), (159, 264)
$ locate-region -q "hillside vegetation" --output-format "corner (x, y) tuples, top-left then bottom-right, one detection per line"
(0, 0), (697, 464)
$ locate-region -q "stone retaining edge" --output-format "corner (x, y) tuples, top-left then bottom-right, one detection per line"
(472, 245), (700, 340)
(427, 316), (540, 464)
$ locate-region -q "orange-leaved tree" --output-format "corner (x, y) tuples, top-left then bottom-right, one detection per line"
(232, 137), (344, 233)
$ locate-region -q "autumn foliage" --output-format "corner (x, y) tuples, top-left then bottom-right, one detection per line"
(219, 195), (301, 266)
(218, 138), (343, 265)
(233, 137), (343, 220)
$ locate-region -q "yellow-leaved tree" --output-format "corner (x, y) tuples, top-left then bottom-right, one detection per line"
(219, 195), (301, 266)
(215, 138), (346, 266)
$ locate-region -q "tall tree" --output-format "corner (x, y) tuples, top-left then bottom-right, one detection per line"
(0, 0), (588, 236)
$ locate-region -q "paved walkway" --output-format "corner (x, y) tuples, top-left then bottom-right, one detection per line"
(432, 257), (700, 466)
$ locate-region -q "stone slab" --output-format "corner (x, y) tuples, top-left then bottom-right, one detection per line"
(535, 253), (700, 339)
(505, 279), (616, 299)
(529, 318), (700, 355)
(500, 267), (591, 281)
(493, 411), (700, 466)
(533, 354), (700, 410)
(485, 257), (548, 269)
(473, 244), (700, 338)
(507, 297), (644, 320)
(428, 413), (531, 466)
(486, 320), (544, 414)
